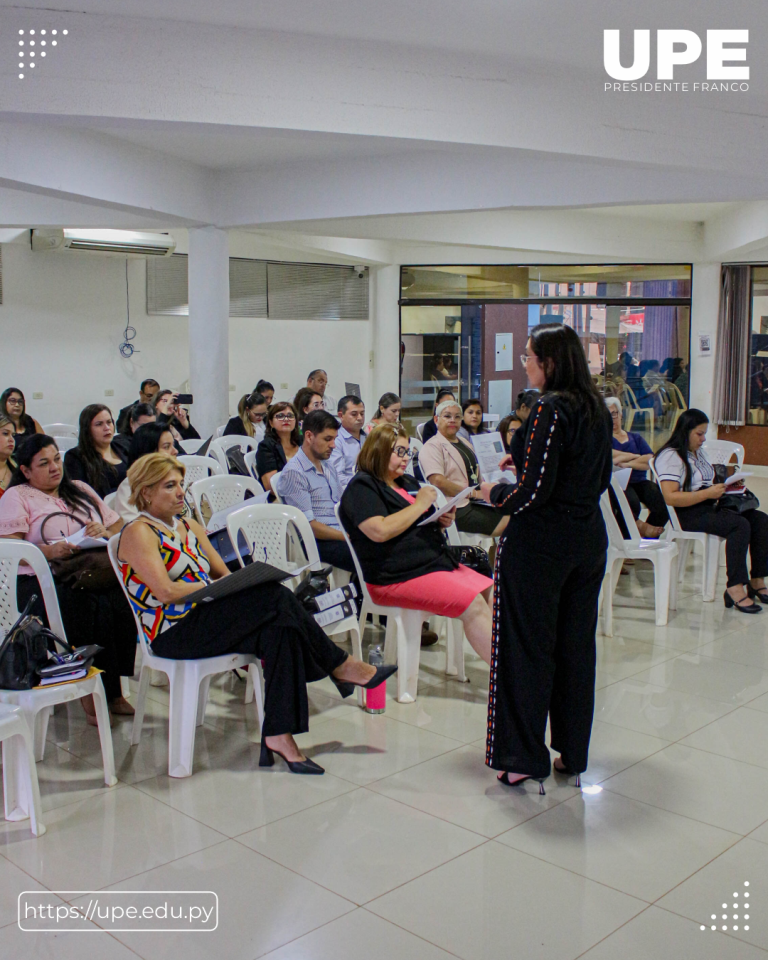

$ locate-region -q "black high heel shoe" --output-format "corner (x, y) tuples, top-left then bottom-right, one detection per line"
(724, 590), (762, 614)
(553, 758), (582, 788)
(747, 585), (768, 604)
(259, 740), (325, 774)
(330, 663), (399, 698)
(498, 772), (546, 795)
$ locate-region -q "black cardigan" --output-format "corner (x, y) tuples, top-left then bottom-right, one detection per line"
(222, 416), (248, 437)
(255, 435), (289, 485)
(63, 446), (127, 498)
(339, 471), (458, 586)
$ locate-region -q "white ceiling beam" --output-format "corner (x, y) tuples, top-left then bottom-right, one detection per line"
(703, 202), (768, 261)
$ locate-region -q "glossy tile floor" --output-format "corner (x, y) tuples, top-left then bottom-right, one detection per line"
(2, 553), (768, 959)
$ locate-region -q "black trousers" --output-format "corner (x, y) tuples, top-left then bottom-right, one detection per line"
(17, 575), (137, 701)
(150, 582), (348, 737)
(317, 539), (356, 573)
(487, 513), (606, 778)
(625, 480), (669, 528)
(675, 503), (768, 587)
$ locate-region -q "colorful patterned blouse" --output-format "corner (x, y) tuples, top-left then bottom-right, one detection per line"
(119, 517), (211, 643)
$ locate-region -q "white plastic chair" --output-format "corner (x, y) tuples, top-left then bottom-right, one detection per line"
(188, 474), (264, 526)
(107, 536), (264, 778)
(405, 437), (422, 478)
(214, 425), (226, 438)
(702, 440), (745, 469)
(335, 504), (465, 703)
(0, 704), (45, 836)
(415, 422), (427, 441)
(54, 436), (78, 453)
(178, 438), (204, 455)
(244, 449), (260, 481)
(208, 436), (259, 471)
(649, 457), (724, 602)
(103, 492), (117, 511)
(0, 540), (116, 785)
(42, 423), (78, 438)
(270, 473), (284, 503)
(177, 454), (224, 490)
(599, 480), (679, 633)
(227, 503), (364, 706)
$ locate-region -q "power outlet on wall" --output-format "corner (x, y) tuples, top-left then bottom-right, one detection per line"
(104, 389), (114, 397)
(32, 392), (43, 400)
(229, 384), (236, 391)
(280, 382), (288, 389)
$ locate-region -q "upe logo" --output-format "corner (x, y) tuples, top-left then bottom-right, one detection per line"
(604, 30), (749, 92)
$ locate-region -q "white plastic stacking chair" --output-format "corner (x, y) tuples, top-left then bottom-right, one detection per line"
(178, 438), (204, 455)
(243, 449), (260, 480)
(214, 425), (226, 438)
(702, 440), (745, 469)
(188, 474), (264, 527)
(599, 480), (679, 633)
(53, 436), (78, 453)
(42, 423), (78, 438)
(103, 491), (117, 511)
(228, 503), (364, 706)
(649, 456), (724, 602)
(0, 704), (45, 836)
(335, 504), (465, 703)
(270, 473), (284, 503)
(0, 540), (117, 786)
(177, 455), (224, 490)
(107, 536), (264, 778)
(208, 436), (259, 471)
(415, 422), (427, 441)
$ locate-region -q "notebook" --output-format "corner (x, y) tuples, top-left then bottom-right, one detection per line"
(185, 561), (310, 604)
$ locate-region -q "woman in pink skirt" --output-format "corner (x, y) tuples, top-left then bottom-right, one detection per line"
(339, 423), (493, 663)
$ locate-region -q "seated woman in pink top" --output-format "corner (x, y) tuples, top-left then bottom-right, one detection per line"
(0, 433), (135, 724)
(339, 423), (493, 664)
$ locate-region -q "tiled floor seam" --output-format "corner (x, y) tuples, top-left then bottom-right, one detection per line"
(570, 903), (656, 960)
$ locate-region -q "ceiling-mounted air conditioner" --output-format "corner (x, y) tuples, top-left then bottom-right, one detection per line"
(31, 229), (176, 257)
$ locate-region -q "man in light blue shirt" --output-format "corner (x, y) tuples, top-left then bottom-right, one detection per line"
(280, 409), (355, 572)
(329, 395), (365, 490)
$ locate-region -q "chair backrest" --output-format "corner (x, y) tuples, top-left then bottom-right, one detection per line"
(622, 383), (640, 411)
(335, 503), (376, 607)
(404, 436), (423, 478)
(178, 438), (204, 454)
(107, 535), (150, 660)
(609, 474), (642, 543)
(103, 491), (117, 511)
(0, 539), (68, 645)
(226, 502), (318, 573)
(600, 489), (630, 553)
(648, 456), (683, 532)
(409, 436), (423, 454)
(702, 439), (745, 469)
(243, 449), (259, 480)
(432, 487), (462, 546)
(188, 475), (264, 525)
(208, 436), (259, 470)
(54, 436), (78, 453)
(416, 422), (426, 441)
(177, 455), (224, 490)
(270, 472), (283, 503)
(42, 423), (78, 438)
(215, 425), (226, 438)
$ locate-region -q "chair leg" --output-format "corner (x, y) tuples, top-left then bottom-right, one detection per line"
(2, 729), (46, 835)
(676, 540), (692, 584)
(168, 667), (201, 778)
(248, 661), (265, 727)
(395, 609), (424, 703)
(652, 556), (672, 626)
(34, 705), (53, 762)
(703, 536), (721, 602)
(348, 623), (365, 709)
(196, 675), (212, 726)
(244, 667), (254, 704)
(448, 620), (467, 683)
(131, 664), (151, 746)
(91, 677), (118, 787)
(669, 550), (679, 611)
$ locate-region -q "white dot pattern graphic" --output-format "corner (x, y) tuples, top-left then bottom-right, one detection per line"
(13, 25), (69, 78)
(702, 882), (753, 932)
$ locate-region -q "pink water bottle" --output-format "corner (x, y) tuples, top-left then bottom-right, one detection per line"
(365, 645), (386, 714)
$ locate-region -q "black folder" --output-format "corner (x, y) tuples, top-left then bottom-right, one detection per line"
(185, 561), (308, 604)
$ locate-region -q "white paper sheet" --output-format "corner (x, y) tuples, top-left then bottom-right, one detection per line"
(724, 471), (752, 488)
(470, 432), (507, 482)
(62, 527), (107, 550)
(417, 486), (476, 525)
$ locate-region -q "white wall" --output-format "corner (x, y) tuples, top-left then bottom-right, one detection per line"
(0, 242), (375, 429)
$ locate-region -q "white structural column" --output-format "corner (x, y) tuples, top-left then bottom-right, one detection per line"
(689, 262), (721, 434)
(188, 226), (230, 438)
(372, 264), (402, 403)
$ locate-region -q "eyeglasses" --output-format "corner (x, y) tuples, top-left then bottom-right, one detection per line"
(250, 414), (266, 421)
(393, 446), (414, 460)
(520, 354), (533, 366)
(6, 398), (23, 406)
(273, 414), (296, 422)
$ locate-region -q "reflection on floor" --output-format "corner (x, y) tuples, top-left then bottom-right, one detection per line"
(1, 553), (768, 960)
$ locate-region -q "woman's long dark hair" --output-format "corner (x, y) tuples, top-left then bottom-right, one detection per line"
(127, 423), (175, 466)
(75, 404), (120, 490)
(655, 408), (709, 492)
(515, 389), (540, 413)
(528, 324), (605, 422)
(293, 387), (321, 417)
(265, 402), (300, 446)
(9, 435), (103, 520)
(0, 387), (36, 435)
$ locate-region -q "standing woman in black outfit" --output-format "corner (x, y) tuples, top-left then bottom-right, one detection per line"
(480, 324), (612, 791)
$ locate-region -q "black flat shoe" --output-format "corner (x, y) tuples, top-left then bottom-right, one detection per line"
(724, 590), (762, 614)
(747, 585), (768, 604)
(259, 741), (325, 774)
(498, 771), (546, 795)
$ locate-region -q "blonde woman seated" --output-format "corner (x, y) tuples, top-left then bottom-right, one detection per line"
(117, 453), (396, 774)
(339, 423), (494, 664)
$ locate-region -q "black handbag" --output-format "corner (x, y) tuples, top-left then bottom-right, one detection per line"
(40, 512), (116, 591)
(294, 565), (334, 611)
(712, 464), (761, 514)
(447, 544), (493, 579)
(0, 595), (59, 689)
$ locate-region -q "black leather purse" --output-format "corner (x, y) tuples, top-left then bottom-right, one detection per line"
(0, 595), (58, 689)
(447, 545), (494, 578)
(712, 464), (761, 515)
